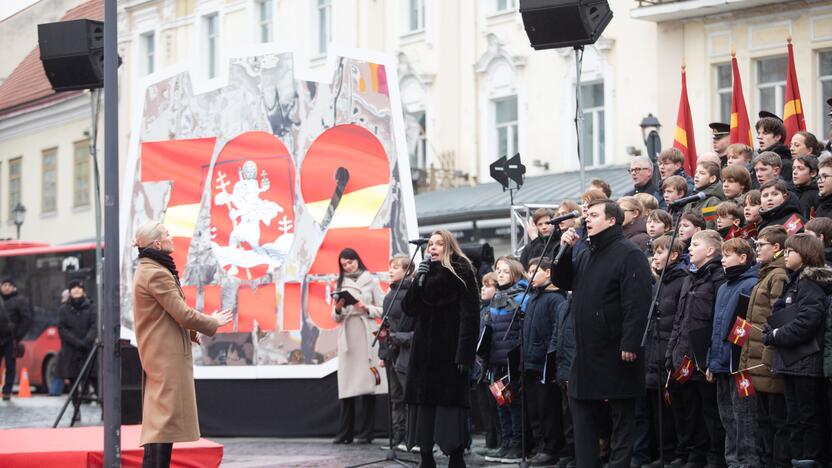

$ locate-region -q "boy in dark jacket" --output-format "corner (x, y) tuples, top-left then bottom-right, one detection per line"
(0, 277), (32, 400)
(523, 256), (567, 466)
(521, 208), (559, 269)
(758, 179), (805, 231)
(379, 255), (415, 448)
(666, 230), (726, 467)
(645, 235), (689, 467)
(764, 234), (832, 466)
(473, 272), (501, 457)
(550, 296), (575, 468)
(706, 239), (759, 467)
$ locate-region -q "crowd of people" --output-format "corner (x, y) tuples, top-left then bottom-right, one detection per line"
(362, 112), (832, 468)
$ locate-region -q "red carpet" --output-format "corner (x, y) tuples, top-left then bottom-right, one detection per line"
(0, 425), (223, 467)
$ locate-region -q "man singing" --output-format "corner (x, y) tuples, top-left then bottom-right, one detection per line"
(552, 199), (652, 468)
(132, 221), (232, 467)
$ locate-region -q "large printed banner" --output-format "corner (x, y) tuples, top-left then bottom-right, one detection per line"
(120, 49), (418, 379)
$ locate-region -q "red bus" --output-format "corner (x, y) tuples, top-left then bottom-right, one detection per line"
(0, 241), (97, 391)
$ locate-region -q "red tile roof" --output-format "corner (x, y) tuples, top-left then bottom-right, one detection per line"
(0, 0), (103, 117)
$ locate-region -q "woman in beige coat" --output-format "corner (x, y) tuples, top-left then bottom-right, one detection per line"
(132, 221), (232, 467)
(331, 248), (386, 444)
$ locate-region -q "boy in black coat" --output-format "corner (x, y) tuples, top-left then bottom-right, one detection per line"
(524, 256), (567, 465)
(645, 235), (689, 466)
(666, 230), (726, 467)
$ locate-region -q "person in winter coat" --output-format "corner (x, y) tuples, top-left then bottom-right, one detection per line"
(741, 225), (789, 467)
(523, 256), (567, 466)
(56, 280), (96, 418)
(721, 164), (752, 205)
(805, 218), (832, 266)
(645, 235), (689, 466)
(473, 273), (501, 458)
(763, 234), (832, 466)
(814, 158), (832, 219)
(666, 230), (726, 467)
(482, 256), (529, 464)
(683, 161), (725, 229)
(131, 221), (232, 467)
(0, 276), (31, 400)
(657, 147), (696, 195)
(331, 248), (386, 445)
(552, 199), (652, 468)
(758, 179), (806, 231)
(378, 255), (415, 449)
(753, 151), (784, 188)
(550, 296), (576, 468)
(618, 197), (651, 254)
(755, 115), (793, 183)
(520, 208), (559, 269)
(402, 230), (479, 468)
(790, 155), (818, 219)
(706, 239), (760, 468)
(625, 156), (661, 199)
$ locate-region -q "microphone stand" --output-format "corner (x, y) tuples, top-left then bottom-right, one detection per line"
(639, 207), (684, 468)
(348, 246), (423, 468)
(503, 226), (563, 468)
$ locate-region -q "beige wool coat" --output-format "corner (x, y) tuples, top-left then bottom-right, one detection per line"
(332, 270), (387, 399)
(133, 258), (219, 445)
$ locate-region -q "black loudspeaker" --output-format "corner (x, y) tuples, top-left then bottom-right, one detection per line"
(37, 19), (104, 91)
(120, 340), (143, 425)
(519, 0), (613, 50)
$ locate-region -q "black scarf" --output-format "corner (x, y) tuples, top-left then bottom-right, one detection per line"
(138, 247), (180, 286)
(724, 263), (752, 281)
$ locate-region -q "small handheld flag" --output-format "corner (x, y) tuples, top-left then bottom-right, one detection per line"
(734, 370), (756, 398)
(701, 205), (717, 222)
(725, 223), (757, 241)
(727, 317), (752, 347)
(784, 214), (804, 236)
(672, 355), (694, 384)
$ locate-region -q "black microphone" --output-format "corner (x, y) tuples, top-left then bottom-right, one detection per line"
(417, 260), (432, 287)
(668, 191), (706, 208)
(409, 238), (430, 246)
(544, 210), (581, 225)
(552, 243), (570, 266)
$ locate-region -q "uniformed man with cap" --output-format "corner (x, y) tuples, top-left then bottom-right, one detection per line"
(709, 122), (731, 167)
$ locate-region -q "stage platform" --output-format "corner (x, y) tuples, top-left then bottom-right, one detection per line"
(0, 424), (223, 467)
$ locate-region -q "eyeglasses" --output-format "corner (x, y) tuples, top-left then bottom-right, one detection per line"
(818, 174), (832, 181)
(629, 167), (650, 174)
(755, 241), (772, 250)
(783, 248), (793, 256)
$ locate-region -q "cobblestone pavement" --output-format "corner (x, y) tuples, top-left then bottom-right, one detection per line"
(0, 396), (509, 467)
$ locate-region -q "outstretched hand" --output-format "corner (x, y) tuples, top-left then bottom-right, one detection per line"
(211, 308), (233, 327)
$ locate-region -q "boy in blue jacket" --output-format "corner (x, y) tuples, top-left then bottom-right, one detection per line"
(706, 238), (759, 467)
(550, 293), (575, 467)
(524, 256), (567, 466)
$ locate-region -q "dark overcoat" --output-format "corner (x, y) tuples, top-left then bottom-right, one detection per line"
(56, 298), (96, 379)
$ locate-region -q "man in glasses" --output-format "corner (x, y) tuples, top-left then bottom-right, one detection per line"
(625, 156), (660, 200)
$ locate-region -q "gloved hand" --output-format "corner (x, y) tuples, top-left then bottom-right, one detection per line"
(665, 357), (674, 373)
(417, 259), (431, 277)
(762, 324), (775, 346)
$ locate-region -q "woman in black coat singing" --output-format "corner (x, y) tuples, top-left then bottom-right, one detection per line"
(402, 229), (480, 468)
(56, 279), (96, 418)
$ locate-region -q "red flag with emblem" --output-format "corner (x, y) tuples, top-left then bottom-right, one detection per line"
(729, 55), (754, 146)
(726, 317), (752, 347)
(734, 370), (756, 398)
(784, 214), (805, 235)
(725, 223), (757, 241)
(783, 39), (806, 144)
(672, 355), (695, 384)
(673, 66), (698, 176)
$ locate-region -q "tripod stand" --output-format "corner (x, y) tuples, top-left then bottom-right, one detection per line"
(346, 247), (423, 468)
(53, 340), (101, 428)
(639, 207), (685, 468)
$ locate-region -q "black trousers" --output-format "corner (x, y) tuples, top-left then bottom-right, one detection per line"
(690, 380), (725, 466)
(526, 370), (563, 455)
(756, 390), (789, 468)
(142, 443), (172, 468)
(335, 395), (376, 441)
(783, 375), (823, 461)
(472, 382), (500, 448)
(646, 387), (677, 461)
(1, 340), (15, 396)
(558, 383), (574, 458)
(570, 397), (635, 468)
(669, 381), (708, 464)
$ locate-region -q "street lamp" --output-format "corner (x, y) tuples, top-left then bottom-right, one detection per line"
(11, 203), (25, 240)
(639, 114), (662, 188)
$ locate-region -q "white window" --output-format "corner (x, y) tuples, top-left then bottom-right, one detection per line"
(204, 13), (219, 79)
(494, 96), (519, 161)
(756, 56), (787, 118)
(403, 0), (424, 33)
(42, 148), (57, 214)
(714, 63), (731, 123)
(581, 82), (605, 167)
(317, 0), (331, 55)
(494, 0), (517, 13)
(140, 31), (155, 75)
(819, 51), (832, 133)
(407, 111), (427, 170)
(256, 0), (273, 43)
(73, 140), (91, 208)
(8, 157), (20, 218)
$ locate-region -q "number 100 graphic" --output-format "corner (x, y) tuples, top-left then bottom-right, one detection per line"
(120, 49), (418, 378)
